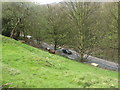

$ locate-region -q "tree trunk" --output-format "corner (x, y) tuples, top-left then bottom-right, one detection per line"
(80, 52), (84, 62)
(54, 44), (57, 51)
(15, 30), (20, 40)
(54, 40), (57, 50)
(10, 18), (21, 39)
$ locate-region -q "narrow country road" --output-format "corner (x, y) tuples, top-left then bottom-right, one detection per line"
(86, 56), (118, 72)
(40, 42), (119, 72)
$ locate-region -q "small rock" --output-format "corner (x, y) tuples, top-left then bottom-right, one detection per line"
(91, 63), (99, 67)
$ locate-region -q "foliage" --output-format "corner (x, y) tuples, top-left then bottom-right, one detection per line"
(2, 1), (118, 62)
(63, 2), (102, 61)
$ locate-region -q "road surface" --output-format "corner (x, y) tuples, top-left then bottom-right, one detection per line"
(40, 42), (119, 72)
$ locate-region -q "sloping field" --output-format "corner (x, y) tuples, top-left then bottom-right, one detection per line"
(1, 35), (118, 88)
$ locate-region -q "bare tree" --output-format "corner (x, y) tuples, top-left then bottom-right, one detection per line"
(46, 4), (68, 50)
(64, 1), (101, 62)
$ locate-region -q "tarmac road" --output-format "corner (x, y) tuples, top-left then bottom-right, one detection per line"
(40, 42), (119, 72)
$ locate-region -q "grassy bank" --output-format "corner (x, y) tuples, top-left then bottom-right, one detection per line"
(1, 35), (118, 88)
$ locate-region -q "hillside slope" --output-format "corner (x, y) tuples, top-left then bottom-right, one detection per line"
(1, 36), (118, 88)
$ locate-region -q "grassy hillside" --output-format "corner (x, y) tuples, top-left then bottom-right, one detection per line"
(1, 35), (118, 88)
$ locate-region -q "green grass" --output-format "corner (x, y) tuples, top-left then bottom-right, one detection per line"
(1, 35), (118, 88)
